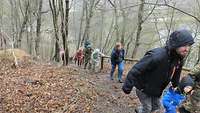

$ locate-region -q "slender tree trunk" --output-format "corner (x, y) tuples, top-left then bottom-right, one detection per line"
(77, 1), (85, 50)
(0, 1), (4, 49)
(153, 14), (163, 46)
(81, 0), (95, 46)
(99, 8), (105, 51)
(126, 31), (135, 56)
(121, 10), (126, 46)
(14, 0), (20, 45)
(131, 0), (145, 58)
(119, 0), (128, 46)
(35, 0), (43, 57)
(166, 3), (176, 40)
(9, 0), (15, 44)
(102, 16), (114, 53)
(27, 2), (34, 55)
(59, 0), (69, 65)
(17, 0), (30, 48)
(64, 0), (69, 65)
(26, 25), (31, 54)
(113, 1), (119, 42)
(49, 0), (60, 62)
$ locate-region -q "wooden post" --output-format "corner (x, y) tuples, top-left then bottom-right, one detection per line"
(101, 56), (104, 70)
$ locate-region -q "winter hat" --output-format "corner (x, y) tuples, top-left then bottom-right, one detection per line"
(86, 44), (91, 48)
(178, 75), (194, 94)
(84, 40), (91, 48)
(167, 29), (194, 49)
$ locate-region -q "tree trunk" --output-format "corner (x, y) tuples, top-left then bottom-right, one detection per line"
(81, 0), (95, 46)
(14, 0), (20, 45)
(77, 1), (85, 50)
(166, 3), (176, 40)
(17, 0), (30, 48)
(99, 6), (105, 51)
(59, 0), (69, 65)
(49, 0), (60, 62)
(119, 0), (128, 46)
(131, 0), (145, 58)
(113, 1), (119, 42)
(102, 16), (114, 53)
(27, 1), (34, 55)
(9, 0), (15, 44)
(35, 0), (43, 57)
(64, 0), (69, 65)
(126, 31), (135, 56)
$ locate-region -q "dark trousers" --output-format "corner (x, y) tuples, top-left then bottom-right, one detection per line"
(136, 89), (161, 113)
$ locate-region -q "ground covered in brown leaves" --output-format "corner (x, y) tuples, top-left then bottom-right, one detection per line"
(0, 50), (141, 113)
(0, 59), (98, 113)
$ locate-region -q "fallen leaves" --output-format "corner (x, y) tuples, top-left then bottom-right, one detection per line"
(0, 58), (97, 113)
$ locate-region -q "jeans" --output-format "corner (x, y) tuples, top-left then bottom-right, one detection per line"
(136, 89), (161, 113)
(110, 61), (124, 81)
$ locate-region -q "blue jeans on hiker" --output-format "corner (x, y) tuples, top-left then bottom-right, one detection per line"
(110, 61), (124, 81)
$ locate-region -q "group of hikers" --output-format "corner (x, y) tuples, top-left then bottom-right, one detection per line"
(73, 40), (104, 72)
(71, 29), (200, 113)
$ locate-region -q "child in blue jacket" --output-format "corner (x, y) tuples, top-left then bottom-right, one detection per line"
(162, 75), (194, 113)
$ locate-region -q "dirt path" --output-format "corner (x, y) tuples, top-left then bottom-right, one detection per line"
(71, 64), (139, 113)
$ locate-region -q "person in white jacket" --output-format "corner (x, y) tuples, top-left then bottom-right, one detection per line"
(91, 49), (104, 72)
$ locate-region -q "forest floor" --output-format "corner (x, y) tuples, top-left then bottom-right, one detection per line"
(70, 64), (138, 113)
(0, 49), (164, 113)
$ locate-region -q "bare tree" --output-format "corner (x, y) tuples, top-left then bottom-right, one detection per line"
(153, 14), (162, 46)
(26, 0), (37, 55)
(17, 0), (30, 48)
(35, 0), (43, 57)
(131, 0), (158, 58)
(131, 0), (145, 58)
(8, 0), (21, 49)
(77, 0), (85, 50)
(49, 0), (60, 61)
(98, 0), (106, 51)
(102, 16), (114, 54)
(81, 0), (95, 46)
(113, 0), (119, 42)
(59, 0), (70, 65)
(9, 0), (16, 43)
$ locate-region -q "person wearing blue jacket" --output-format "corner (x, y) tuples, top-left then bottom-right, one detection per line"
(162, 75), (194, 113)
(122, 29), (194, 113)
(110, 42), (125, 83)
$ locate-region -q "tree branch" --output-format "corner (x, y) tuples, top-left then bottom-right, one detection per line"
(144, 2), (200, 23)
(41, 10), (51, 14)
(107, 0), (115, 8)
(142, 0), (159, 23)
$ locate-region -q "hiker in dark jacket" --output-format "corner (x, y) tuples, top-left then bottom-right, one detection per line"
(122, 29), (194, 113)
(83, 44), (93, 69)
(110, 42), (125, 83)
